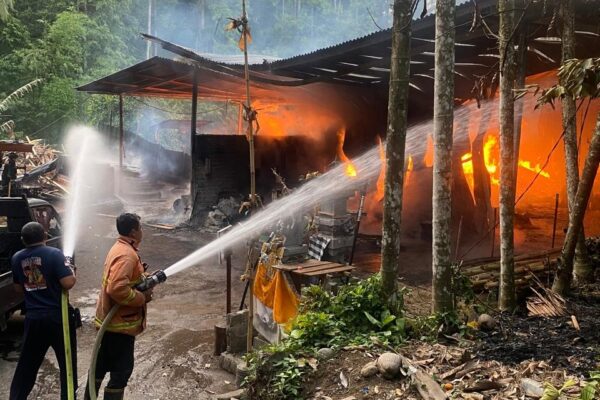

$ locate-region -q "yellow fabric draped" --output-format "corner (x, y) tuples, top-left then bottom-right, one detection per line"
(253, 261), (299, 324)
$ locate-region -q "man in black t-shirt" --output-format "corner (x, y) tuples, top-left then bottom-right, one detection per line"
(10, 222), (77, 400)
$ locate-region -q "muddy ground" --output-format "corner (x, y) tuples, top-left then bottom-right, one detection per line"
(0, 214), (245, 399)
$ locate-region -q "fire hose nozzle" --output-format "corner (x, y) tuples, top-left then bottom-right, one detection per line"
(134, 270), (167, 292)
(65, 256), (74, 267)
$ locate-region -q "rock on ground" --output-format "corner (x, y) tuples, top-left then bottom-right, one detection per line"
(376, 352), (402, 379)
(360, 361), (378, 378)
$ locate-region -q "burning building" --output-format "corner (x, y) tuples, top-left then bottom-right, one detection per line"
(77, 0), (600, 259)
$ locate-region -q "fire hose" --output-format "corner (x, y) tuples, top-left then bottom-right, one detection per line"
(62, 256), (76, 400)
(87, 270), (167, 400)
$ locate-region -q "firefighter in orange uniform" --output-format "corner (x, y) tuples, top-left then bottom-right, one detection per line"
(84, 213), (153, 400)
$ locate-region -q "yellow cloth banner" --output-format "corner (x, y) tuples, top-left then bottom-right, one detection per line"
(253, 262), (299, 324)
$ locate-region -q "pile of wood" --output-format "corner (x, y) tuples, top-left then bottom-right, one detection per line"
(2, 138), (68, 200)
(22, 137), (60, 168)
(460, 249), (561, 291)
(526, 284), (567, 317)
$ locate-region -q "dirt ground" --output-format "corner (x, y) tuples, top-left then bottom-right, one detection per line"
(0, 213), (246, 399)
(1, 194), (598, 399)
(307, 289), (600, 400)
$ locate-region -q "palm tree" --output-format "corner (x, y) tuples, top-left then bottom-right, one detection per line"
(0, 0), (14, 21)
(0, 80), (43, 136)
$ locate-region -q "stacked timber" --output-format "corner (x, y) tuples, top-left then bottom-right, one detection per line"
(460, 249), (561, 291)
(2, 138), (67, 200)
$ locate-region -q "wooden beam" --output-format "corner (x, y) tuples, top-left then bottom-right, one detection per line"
(119, 94), (124, 169)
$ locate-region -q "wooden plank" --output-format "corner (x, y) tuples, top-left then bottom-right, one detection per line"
(295, 263), (345, 274)
(273, 264), (299, 272)
(0, 142), (34, 153)
(301, 266), (355, 277)
(283, 259), (330, 269)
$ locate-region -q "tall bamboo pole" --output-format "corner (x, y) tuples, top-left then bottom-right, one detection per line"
(191, 68), (199, 202)
(146, 0), (153, 59)
(119, 94), (124, 169)
(240, 0), (256, 353)
(241, 0), (256, 203)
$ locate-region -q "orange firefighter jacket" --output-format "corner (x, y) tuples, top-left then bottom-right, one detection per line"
(94, 236), (147, 336)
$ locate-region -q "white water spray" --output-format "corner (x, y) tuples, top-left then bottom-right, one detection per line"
(163, 81), (577, 276)
(62, 127), (108, 258)
(164, 146), (382, 277)
(162, 98), (496, 276)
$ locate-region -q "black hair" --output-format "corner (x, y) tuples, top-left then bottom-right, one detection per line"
(116, 213), (141, 236)
(21, 222), (45, 245)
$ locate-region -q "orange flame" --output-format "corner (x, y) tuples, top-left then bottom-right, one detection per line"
(424, 135), (434, 168)
(482, 134), (551, 185)
(461, 152), (475, 200)
(375, 136), (385, 201)
(483, 135), (500, 185)
(336, 128), (357, 177)
(518, 160), (551, 178)
(406, 154), (414, 185)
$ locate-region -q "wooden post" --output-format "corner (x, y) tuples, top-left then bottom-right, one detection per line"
(491, 208), (497, 257)
(551, 193), (559, 248)
(119, 94), (124, 169)
(191, 68), (199, 203)
(237, 103), (243, 135)
(349, 186), (367, 265)
(225, 249), (232, 314)
(454, 215), (464, 261)
(146, 0), (153, 59)
(247, 270), (254, 352)
(241, 0), (256, 203)
(513, 30), (527, 183)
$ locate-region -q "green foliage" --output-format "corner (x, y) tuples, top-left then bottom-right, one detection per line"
(451, 263), (475, 306)
(579, 372), (600, 400)
(244, 345), (316, 400)
(540, 379), (577, 400)
(296, 273), (407, 346)
(0, 0), (14, 21)
(0, 0), (394, 143)
(537, 57), (600, 108)
(244, 274), (407, 400)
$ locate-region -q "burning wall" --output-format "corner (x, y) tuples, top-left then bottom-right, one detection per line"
(188, 70), (599, 243)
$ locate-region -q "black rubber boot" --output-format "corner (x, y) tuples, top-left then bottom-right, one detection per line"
(103, 388), (125, 400)
(83, 379), (102, 400)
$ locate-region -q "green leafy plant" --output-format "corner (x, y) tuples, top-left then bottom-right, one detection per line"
(244, 274), (408, 399)
(580, 372), (600, 400)
(540, 379), (577, 400)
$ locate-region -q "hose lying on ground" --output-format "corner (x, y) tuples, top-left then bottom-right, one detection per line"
(61, 290), (75, 400)
(87, 304), (119, 400)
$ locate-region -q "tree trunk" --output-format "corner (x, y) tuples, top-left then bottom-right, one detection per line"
(560, 0), (593, 283)
(381, 0), (411, 311)
(498, 0), (516, 311)
(432, 0), (456, 313)
(553, 113), (600, 295)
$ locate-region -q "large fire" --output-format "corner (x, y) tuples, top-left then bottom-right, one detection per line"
(460, 133), (552, 201)
(336, 127), (357, 177)
(375, 136), (385, 201)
